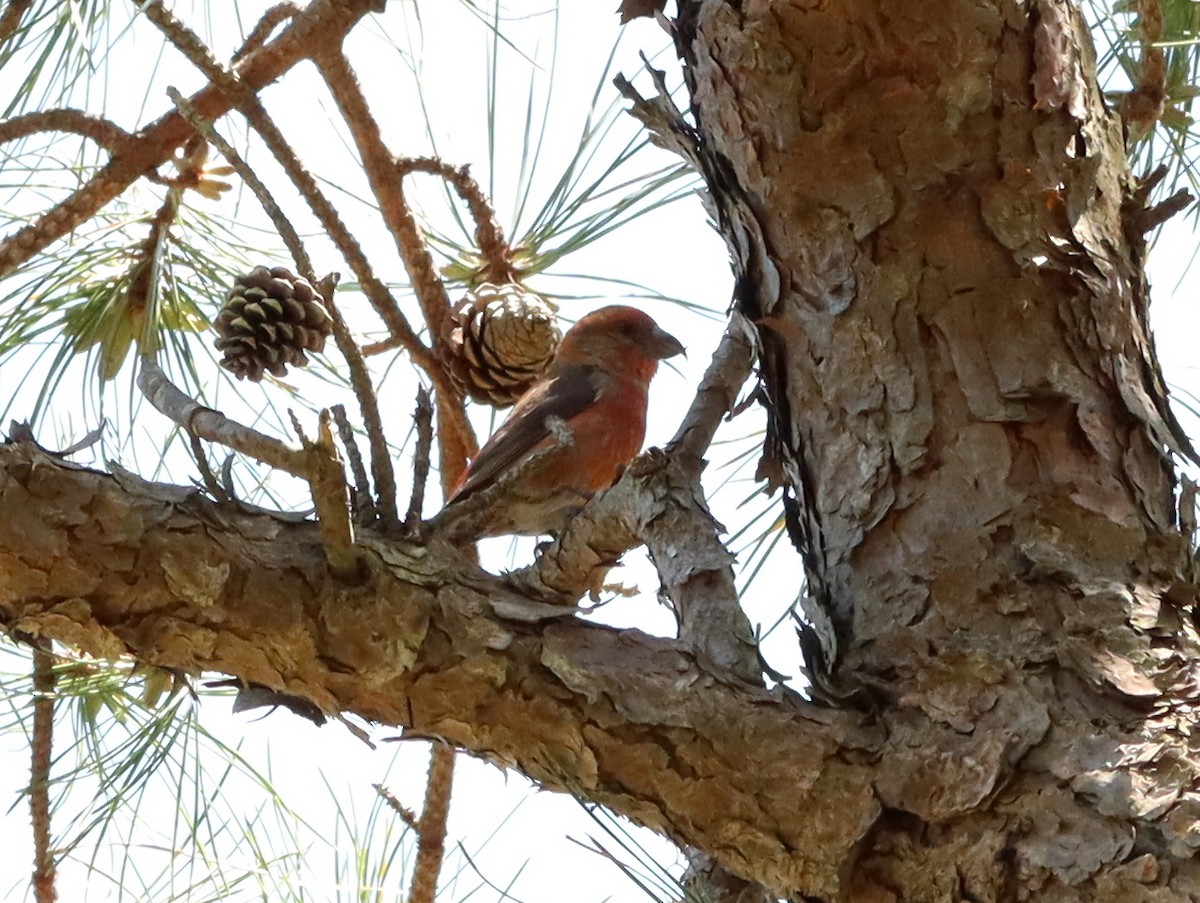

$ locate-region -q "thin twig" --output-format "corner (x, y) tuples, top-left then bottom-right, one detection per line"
(362, 335), (405, 356)
(405, 387), (434, 529)
(310, 50), (479, 481)
(397, 156), (512, 282)
(220, 454), (238, 499)
(407, 742), (456, 903)
(0, 109), (133, 153)
(137, 357), (362, 578)
(668, 317), (757, 463)
(232, 3), (300, 62)
(1142, 189), (1194, 233)
(374, 783), (421, 832)
(317, 275), (400, 528)
(0, 0), (33, 47)
(313, 53), (454, 342)
(287, 408), (310, 445)
(54, 423), (105, 458)
(167, 88), (312, 277)
(332, 403), (376, 524)
(187, 432), (226, 499)
(30, 641), (56, 903)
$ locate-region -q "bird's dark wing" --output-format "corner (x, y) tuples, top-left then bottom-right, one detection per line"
(450, 363), (600, 502)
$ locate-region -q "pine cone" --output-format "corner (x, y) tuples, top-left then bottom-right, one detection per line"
(214, 266), (332, 381)
(443, 283), (561, 407)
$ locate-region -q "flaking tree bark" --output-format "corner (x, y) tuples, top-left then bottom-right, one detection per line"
(4, 1), (1200, 901)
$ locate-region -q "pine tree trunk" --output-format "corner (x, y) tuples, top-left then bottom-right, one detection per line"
(671, 0), (1200, 898)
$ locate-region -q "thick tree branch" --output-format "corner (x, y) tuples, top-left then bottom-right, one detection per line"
(0, 438), (875, 897)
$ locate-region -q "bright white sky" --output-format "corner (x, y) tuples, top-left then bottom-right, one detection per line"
(0, 2), (1197, 901)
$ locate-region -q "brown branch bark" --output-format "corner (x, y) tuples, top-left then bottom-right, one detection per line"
(30, 642), (56, 903)
(0, 0), (381, 278)
(310, 51), (479, 480)
(0, 0), (32, 47)
(0, 437), (874, 898)
(407, 742), (455, 903)
(0, 110), (132, 154)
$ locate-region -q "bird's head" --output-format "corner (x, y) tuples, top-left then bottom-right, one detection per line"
(554, 306), (684, 379)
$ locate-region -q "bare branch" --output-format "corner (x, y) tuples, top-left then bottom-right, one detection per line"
(407, 743), (455, 903)
(30, 641), (56, 903)
(314, 55), (454, 342)
(136, 357), (361, 578)
(0, 109), (133, 154)
(0, 0), (33, 47)
(161, 23), (407, 530)
(139, 356), (307, 474)
(397, 156), (513, 283)
(361, 335), (405, 357)
(373, 783), (421, 832)
(332, 403), (376, 524)
(232, 3), (301, 62)
(305, 409), (361, 578)
(405, 387), (434, 530)
(0, 0), (383, 278)
(187, 432), (226, 500)
(668, 315), (757, 460)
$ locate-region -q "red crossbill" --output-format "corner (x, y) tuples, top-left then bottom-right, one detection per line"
(432, 305), (684, 541)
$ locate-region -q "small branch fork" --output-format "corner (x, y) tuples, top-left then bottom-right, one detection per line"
(137, 356), (363, 579)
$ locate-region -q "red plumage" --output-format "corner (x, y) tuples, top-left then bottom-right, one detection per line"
(435, 305), (684, 540)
